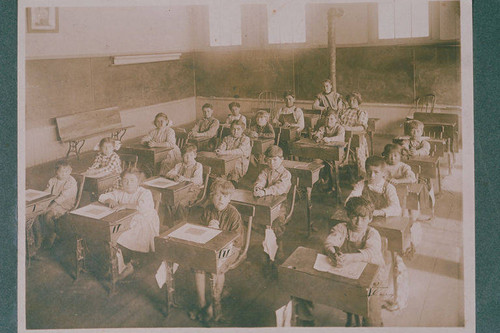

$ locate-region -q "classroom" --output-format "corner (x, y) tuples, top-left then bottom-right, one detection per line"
(23, 0), (465, 329)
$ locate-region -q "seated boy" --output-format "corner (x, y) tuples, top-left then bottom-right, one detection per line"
(346, 156), (402, 217)
(254, 145), (292, 265)
(37, 160), (78, 249)
(192, 179), (244, 322)
(215, 119), (252, 183)
(164, 144), (204, 221)
(295, 197), (387, 327)
(400, 120), (430, 157)
(225, 101), (247, 126)
(246, 110), (275, 139)
(189, 103), (220, 150)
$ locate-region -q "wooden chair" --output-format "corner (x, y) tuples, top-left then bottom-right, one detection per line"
(416, 94), (436, 113)
(176, 131), (188, 151)
(228, 202), (255, 270)
(71, 173), (88, 280)
(188, 165), (212, 209)
(258, 91), (278, 120)
(285, 177), (299, 224)
(119, 153), (138, 170)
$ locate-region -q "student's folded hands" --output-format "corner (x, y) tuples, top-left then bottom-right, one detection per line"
(103, 199), (119, 209)
(208, 219), (220, 229)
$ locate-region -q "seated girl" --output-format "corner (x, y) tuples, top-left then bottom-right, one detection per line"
(142, 112), (181, 175)
(225, 101), (246, 126)
(215, 119), (252, 183)
(99, 168), (160, 277)
(347, 156), (401, 217)
(191, 179), (244, 323)
(382, 144), (417, 185)
(164, 143), (204, 221)
(87, 137), (122, 176)
(338, 92), (370, 175)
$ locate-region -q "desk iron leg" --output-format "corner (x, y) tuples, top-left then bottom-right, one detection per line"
(334, 162), (342, 204)
(437, 160), (441, 194)
(164, 261), (175, 317)
(109, 243), (118, 295)
(306, 187), (313, 237)
(390, 251), (400, 310)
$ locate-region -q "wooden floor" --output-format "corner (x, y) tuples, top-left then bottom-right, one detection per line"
(25, 134), (464, 328)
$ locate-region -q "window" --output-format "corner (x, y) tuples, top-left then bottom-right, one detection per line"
(209, 0), (242, 46)
(267, 0), (306, 44)
(378, 0), (429, 39)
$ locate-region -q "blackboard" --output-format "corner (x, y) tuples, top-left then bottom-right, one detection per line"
(195, 45), (461, 106)
(26, 55), (195, 126)
(194, 50), (294, 99)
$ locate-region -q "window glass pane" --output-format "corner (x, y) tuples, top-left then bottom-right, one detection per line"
(268, 0), (306, 44)
(209, 0), (242, 46)
(378, 2), (395, 39)
(394, 0), (412, 38)
(412, 0), (429, 37)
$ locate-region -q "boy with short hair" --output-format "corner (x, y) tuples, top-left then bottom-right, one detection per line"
(189, 103), (220, 140)
(225, 101), (247, 126)
(39, 160), (78, 249)
(346, 156), (401, 217)
(402, 120), (430, 157)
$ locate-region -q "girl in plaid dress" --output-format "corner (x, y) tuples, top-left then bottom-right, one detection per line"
(87, 137), (122, 176)
(338, 92), (370, 176)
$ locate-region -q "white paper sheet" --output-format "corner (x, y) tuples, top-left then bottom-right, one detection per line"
(263, 227), (278, 262)
(143, 177), (178, 189)
(155, 262), (167, 288)
(166, 223), (222, 244)
(116, 249), (125, 274)
(71, 204), (115, 219)
(275, 300), (293, 327)
(25, 189), (50, 202)
(313, 253), (366, 280)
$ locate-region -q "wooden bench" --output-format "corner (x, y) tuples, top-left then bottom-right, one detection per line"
(55, 107), (133, 158)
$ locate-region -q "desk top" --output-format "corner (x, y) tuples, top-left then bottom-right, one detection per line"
(408, 155), (440, 164)
(158, 221), (238, 251)
(282, 160), (324, 172)
(329, 210), (410, 233)
(189, 136), (212, 143)
(293, 138), (346, 149)
(121, 138), (172, 152)
(281, 246), (379, 288)
(231, 189), (287, 208)
(197, 151), (240, 162)
(25, 189), (54, 204)
(421, 120), (457, 127)
(70, 202), (137, 224)
(142, 176), (193, 192)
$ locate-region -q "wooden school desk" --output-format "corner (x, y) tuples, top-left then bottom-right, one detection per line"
(407, 155), (441, 193)
(330, 213), (411, 310)
(282, 160), (324, 237)
(154, 222), (240, 316)
(279, 246), (381, 323)
(188, 136), (213, 152)
(142, 177), (196, 225)
(230, 189), (287, 226)
(196, 151), (239, 177)
(274, 126), (300, 142)
(251, 138), (275, 155)
(81, 172), (121, 201)
(25, 190), (56, 259)
(120, 138), (172, 174)
(413, 112), (459, 153)
(289, 138), (346, 203)
(66, 203), (138, 294)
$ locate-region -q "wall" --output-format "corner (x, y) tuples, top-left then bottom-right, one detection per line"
(25, 98), (197, 167)
(26, 6), (195, 59)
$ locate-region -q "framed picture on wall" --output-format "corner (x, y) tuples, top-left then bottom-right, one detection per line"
(27, 7), (59, 33)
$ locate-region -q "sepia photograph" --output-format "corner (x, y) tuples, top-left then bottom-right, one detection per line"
(18, 0), (474, 331)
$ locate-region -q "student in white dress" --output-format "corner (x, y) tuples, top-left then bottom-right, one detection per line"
(99, 167), (160, 276)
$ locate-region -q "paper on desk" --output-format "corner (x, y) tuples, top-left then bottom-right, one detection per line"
(116, 249), (125, 274)
(313, 253), (366, 280)
(25, 189), (50, 202)
(167, 223), (221, 244)
(275, 300), (293, 327)
(143, 177), (178, 189)
(71, 204), (115, 219)
(263, 227), (278, 262)
(156, 262), (179, 288)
